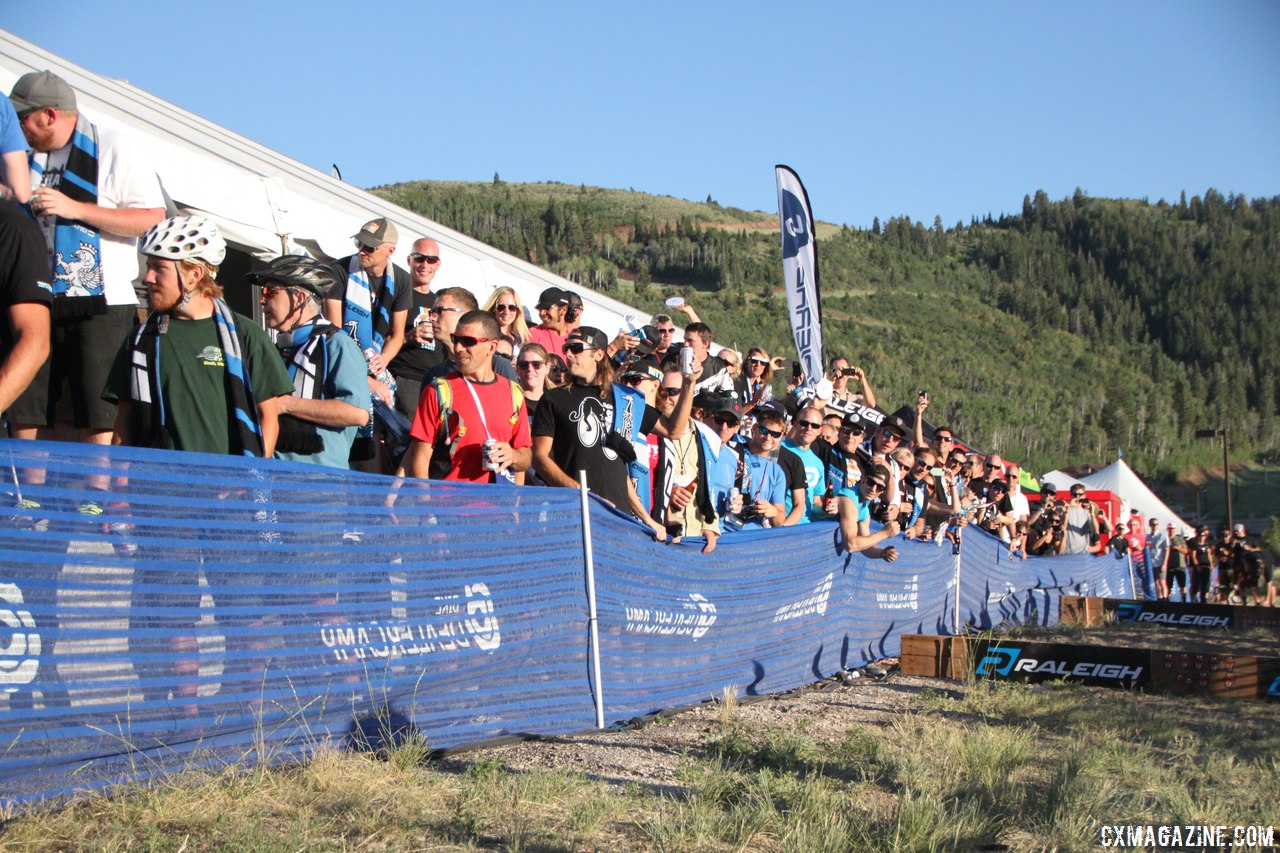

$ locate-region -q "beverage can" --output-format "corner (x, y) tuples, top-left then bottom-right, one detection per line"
(482, 438), (500, 472)
(679, 346), (695, 375)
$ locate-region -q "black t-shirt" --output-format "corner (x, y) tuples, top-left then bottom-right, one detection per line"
(777, 445), (808, 495)
(388, 287), (443, 381)
(532, 383), (660, 510)
(0, 207), (52, 362)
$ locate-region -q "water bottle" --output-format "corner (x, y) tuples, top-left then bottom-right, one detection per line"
(363, 348), (398, 394)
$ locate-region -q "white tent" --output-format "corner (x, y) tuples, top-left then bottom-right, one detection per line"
(0, 29), (651, 339)
(1037, 469), (1087, 492)
(1077, 458), (1194, 534)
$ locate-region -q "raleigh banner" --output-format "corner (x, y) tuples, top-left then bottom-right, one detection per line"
(775, 165), (824, 388)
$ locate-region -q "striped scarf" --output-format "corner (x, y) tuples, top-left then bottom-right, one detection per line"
(29, 116), (106, 316)
(128, 300), (264, 456)
(341, 255), (396, 354)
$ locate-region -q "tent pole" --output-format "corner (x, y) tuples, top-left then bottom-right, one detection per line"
(579, 470), (605, 730)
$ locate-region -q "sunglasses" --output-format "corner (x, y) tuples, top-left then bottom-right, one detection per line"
(935, 435), (953, 443)
(516, 360), (544, 370)
(408, 253), (440, 264)
(428, 305), (462, 316)
(657, 328), (676, 335)
(1071, 492), (1085, 498)
(839, 426), (865, 435)
(797, 419), (823, 430)
(563, 341), (597, 354)
(712, 415), (739, 427)
(748, 357), (769, 365)
(756, 425), (783, 438)
(660, 386), (682, 397)
(356, 241), (381, 253)
(493, 303), (519, 312)
(882, 432), (901, 442)
(450, 334), (494, 348)
(865, 481), (887, 492)
(986, 462), (1001, 469)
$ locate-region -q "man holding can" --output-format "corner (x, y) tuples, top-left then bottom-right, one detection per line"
(403, 309), (531, 483)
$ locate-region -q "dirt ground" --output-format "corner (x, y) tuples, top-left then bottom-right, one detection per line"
(433, 620), (1280, 792)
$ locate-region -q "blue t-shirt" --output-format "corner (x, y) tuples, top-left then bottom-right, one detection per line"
(736, 451), (787, 530)
(707, 442), (739, 515)
(781, 439), (825, 524)
(0, 100), (26, 156)
(837, 485), (871, 523)
(275, 324), (373, 469)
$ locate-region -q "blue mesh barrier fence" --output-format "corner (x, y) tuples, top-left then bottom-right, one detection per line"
(0, 439), (1132, 808)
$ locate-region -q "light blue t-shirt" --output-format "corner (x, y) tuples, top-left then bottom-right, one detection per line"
(733, 451), (787, 530)
(275, 325), (372, 469)
(781, 439), (825, 524)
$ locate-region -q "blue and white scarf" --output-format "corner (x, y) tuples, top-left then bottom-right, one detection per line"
(29, 116), (105, 311)
(128, 300), (264, 456)
(341, 255), (396, 354)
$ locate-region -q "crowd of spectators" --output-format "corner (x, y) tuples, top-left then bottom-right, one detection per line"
(1, 70), (1275, 601)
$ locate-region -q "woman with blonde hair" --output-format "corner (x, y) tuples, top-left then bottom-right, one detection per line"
(483, 286), (530, 347)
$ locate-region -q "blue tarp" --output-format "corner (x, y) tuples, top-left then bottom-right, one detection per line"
(0, 439), (1129, 807)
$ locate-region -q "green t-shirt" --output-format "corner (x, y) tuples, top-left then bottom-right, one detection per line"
(106, 313), (294, 455)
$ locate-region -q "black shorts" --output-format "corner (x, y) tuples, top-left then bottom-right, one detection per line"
(7, 304), (137, 431)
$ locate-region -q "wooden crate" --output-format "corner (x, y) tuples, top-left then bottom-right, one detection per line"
(1060, 596), (1105, 626)
(900, 634), (969, 679)
(1150, 652), (1280, 699)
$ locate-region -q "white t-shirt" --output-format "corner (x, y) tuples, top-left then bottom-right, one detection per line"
(33, 124), (163, 306)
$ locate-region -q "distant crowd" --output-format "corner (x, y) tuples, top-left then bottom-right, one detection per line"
(1, 69), (1275, 604)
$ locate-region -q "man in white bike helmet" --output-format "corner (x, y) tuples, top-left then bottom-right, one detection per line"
(103, 215), (293, 456)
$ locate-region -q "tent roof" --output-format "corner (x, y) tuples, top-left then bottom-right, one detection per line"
(1078, 458), (1194, 534)
(0, 29), (652, 339)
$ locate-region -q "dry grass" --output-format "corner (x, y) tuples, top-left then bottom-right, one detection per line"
(4, 677), (1278, 851)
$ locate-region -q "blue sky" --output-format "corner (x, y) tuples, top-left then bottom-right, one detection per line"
(8, 1), (1278, 229)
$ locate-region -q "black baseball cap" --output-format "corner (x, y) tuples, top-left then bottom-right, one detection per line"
(841, 413), (867, 433)
(536, 287), (570, 309)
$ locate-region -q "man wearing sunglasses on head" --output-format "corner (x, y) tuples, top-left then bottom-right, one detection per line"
(533, 327), (698, 540)
(404, 309), (530, 484)
(387, 237), (447, 420)
(836, 464), (900, 562)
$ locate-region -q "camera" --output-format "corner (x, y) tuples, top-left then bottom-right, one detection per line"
(841, 367), (857, 377)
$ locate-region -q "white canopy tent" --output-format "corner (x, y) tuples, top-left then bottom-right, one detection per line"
(1076, 458), (1194, 535)
(0, 28), (651, 340)
(1038, 469), (1087, 492)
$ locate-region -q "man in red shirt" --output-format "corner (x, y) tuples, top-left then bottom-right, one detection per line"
(404, 310), (530, 483)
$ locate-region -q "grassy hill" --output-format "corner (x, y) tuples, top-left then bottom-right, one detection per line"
(370, 180), (1280, 507)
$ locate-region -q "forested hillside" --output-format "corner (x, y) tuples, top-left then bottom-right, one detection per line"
(372, 179), (1279, 481)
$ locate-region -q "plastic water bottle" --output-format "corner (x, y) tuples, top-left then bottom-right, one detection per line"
(363, 348), (398, 393)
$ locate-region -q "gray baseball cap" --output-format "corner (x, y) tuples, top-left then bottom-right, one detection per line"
(10, 70), (77, 114)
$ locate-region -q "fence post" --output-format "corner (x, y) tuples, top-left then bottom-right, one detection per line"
(1126, 551), (1136, 601)
(579, 470), (605, 730)
(953, 540), (963, 634)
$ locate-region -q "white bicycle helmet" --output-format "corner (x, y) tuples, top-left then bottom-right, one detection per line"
(139, 215), (226, 266)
